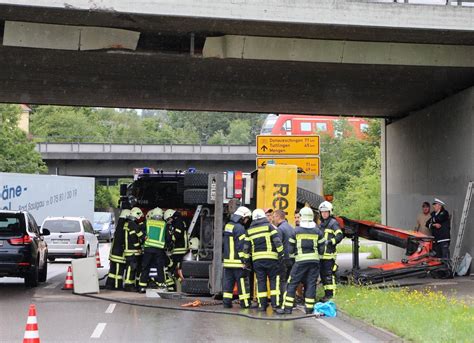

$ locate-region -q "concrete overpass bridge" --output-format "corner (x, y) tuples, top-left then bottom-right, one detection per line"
(1, 0), (473, 260)
(36, 143), (257, 177)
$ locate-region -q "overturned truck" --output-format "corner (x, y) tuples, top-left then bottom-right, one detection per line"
(119, 165), (324, 295)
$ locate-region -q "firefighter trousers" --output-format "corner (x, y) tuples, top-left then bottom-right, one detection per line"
(105, 261), (125, 289)
(320, 258), (338, 296)
(222, 268), (250, 308)
(124, 255), (141, 290)
(138, 248), (166, 288)
(283, 261), (319, 312)
(253, 259), (280, 309)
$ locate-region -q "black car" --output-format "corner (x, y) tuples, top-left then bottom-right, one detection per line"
(0, 211), (50, 287)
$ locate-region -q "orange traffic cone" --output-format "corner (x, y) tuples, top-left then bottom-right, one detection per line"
(62, 266), (74, 290)
(95, 249), (103, 268)
(23, 304), (40, 343)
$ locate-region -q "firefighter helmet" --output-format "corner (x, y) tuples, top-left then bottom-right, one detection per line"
(119, 209), (131, 219)
(147, 207), (164, 220)
(318, 201), (333, 215)
(299, 207), (314, 222)
(234, 206), (252, 218)
(129, 207), (144, 220)
(252, 209), (266, 221)
(164, 209), (176, 221)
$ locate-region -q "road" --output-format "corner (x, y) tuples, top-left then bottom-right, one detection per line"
(0, 244), (392, 343)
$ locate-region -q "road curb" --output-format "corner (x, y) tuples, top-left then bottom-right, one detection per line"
(337, 309), (403, 342)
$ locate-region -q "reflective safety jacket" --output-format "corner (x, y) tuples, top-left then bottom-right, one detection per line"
(319, 217), (343, 260)
(124, 220), (144, 257)
(243, 218), (284, 262)
(223, 214), (249, 268)
(109, 217), (126, 264)
(144, 219), (169, 249)
(289, 224), (325, 263)
(169, 215), (189, 255)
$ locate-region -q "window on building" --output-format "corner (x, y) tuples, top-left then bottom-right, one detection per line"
(360, 123), (369, 132)
(300, 122), (312, 132)
(316, 123), (327, 132)
(283, 120), (292, 132)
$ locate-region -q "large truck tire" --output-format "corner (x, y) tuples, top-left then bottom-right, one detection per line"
(184, 173), (209, 188)
(181, 260), (211, 278)
(297, 188), (325, 209)
(184, 189), (208, 205)
(181, 278), (210, 295)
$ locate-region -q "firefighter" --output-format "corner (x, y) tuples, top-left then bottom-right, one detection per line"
(272, 209), (294, 306)
(164, 209), (189, 290)
(105, 209), (129, 290)
(318, 201), (343, 302)
(222, 206), (252, 308)
(243, 209), (284, 312)
(138, 207), (170, 293)
(276, 207), (325, 314)
(123, 207), (145, 292)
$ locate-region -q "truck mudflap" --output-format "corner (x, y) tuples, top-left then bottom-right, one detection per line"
(338, 217), (445, 284)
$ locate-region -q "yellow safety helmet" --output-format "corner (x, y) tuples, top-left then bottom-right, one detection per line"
(129, 207), (144, 220)
(252, 209), (266, 221)
(146, 207), (164, 220)
(119, 209), (131, 219)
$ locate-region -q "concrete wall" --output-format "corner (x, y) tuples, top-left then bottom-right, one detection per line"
(386, 86), (474, 260)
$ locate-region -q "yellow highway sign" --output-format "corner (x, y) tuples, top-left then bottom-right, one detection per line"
(257, 157), (320, 176)
(257, 135), (320, 155)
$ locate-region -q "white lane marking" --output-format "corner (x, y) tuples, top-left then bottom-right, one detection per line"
(298, 307), (360, 343)
(91, 323), (107, 339)
(105, 303), (116, 314)
(44, 282), (59, 289)
(317, 317), (360, 343)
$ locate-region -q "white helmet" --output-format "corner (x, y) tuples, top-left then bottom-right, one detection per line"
(164, 209), (176, 221)
(119, 209), (131, 219)
(147, 207), (164, 220)
(318, 201), (333, 215)
(299, 207), (314, 222)
(129, 207), (144, 220)
(234, 206), (252, 218)
(252, 209), (266, 221)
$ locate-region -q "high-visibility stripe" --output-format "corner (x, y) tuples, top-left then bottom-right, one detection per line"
(318, 238), (326, 244)
(239, 294), (250, 300)
(239, 278), (249, 301)
(248, 226), (269, 235)
(225, 223), (234, 233)
(289, 238), (296, 243)
(257, 292), (268, 297)
(252, 251), (278, 260)
(295, 253), (319, 262)
(285, 296), (295, 301)
(297, 233), (319, 240)
(321, 253), (336, 259)
(238, 234), (246, 241)
(324, 284), (337, 290)
(223, 292), (233, 299)
(305, 298), (315, 303)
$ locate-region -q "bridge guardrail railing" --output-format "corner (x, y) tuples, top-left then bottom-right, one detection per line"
(36, 142), (256, 155)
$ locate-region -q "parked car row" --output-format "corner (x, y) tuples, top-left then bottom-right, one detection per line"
(0, 210), (114, 287)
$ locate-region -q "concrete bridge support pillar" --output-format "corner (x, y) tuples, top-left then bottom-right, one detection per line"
(385, 86), (474, 260)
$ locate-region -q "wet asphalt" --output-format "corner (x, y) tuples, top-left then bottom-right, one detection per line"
(0, 244), (391, 343)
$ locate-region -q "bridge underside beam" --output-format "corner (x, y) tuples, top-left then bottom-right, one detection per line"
(44, 159), (257, 177)
(0, 45), (472, 117)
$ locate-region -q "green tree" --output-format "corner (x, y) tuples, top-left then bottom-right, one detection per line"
(225, 120), (251, 144)
(333, 147), (381, 222)
(95, 184), (114, 209)
(0, 104), (47, 173)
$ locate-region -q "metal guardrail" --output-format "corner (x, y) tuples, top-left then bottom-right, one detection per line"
(364, 0), (474, 6)
(36, 142), (257, 155)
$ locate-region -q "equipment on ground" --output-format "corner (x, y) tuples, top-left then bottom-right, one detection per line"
(339, 217), (446, 284)
(452, 181), (473, 275)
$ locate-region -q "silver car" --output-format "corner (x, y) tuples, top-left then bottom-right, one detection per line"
(41, 217), (99, 262)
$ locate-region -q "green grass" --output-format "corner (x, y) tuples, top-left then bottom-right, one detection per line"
(337, 244), (382, 259)
(332, 285), (474, 343)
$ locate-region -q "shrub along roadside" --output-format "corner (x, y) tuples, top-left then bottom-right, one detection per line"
(337, 244), (382, 259)
(333, 285), (474, 343)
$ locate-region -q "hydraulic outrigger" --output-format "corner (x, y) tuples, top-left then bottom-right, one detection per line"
(337, 217), (448, 284)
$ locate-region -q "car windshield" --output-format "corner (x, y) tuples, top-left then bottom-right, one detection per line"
(0, 213), (24, 237)
(42, 219), (81, 233)
(94, 212), (111, 224)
